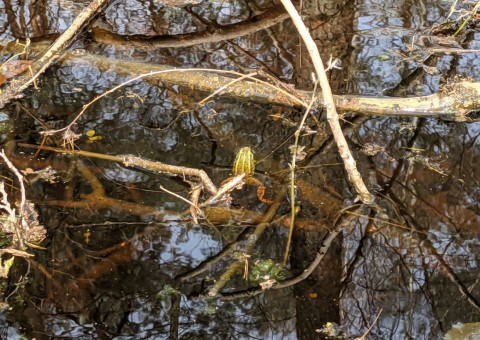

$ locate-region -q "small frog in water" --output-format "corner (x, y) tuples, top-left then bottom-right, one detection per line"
(231, 147), (272, 204)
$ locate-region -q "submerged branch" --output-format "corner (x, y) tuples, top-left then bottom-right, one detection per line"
(54, 51), (480, 121)
(92, 6), (289, 49)
(334, 81), (480, 120)
(4, 44), (479, 121)
(220, 205), (364, 301)
(206, 187), (287, 297)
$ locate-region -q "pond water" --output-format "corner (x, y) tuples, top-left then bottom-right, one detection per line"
(0, 0), (479, 339)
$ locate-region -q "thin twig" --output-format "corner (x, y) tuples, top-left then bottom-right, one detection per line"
(200, 173), (245, 207)
(198, 72), (258, 105)
(0, 150), (26, 218)
(0, 150), (27, 249)
(0, 248), (34, 258)
(356, 309), (383, 340)
(160, 185), (196, 207)
(283, 83), (318, 264)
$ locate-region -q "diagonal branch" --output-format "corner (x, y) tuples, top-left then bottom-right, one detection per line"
(279, 0), (375, 204)
(0, 0), (110, 109)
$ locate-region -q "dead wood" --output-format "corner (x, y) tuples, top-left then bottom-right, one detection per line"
(0, 0), (109, 109)
(219, 205), (365, 301)
(18, 143), (219, 196)
(3, 42), (479, 121)
(53, 51), (480, 121)
(92, 5), (289, 49)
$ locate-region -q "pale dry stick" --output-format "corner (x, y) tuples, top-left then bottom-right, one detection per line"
(356, 309), (383, 340)
(0, 0), (109, 109)
(0, 248), (34, 258)
(24, 0), (109, 88)
(446, 0), (460, 20)
(200, 173), (245, 207)
(0, 150), (27, 249)
(0, 182), (25, 249)
(280, 0), (374, 204)
(159, 185), (196, 207)
(0, 151), (26, 218)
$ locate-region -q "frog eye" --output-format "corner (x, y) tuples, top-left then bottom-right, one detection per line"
(233, 147), (255, 176)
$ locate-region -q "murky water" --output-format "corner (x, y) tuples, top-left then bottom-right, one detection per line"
(0, 0), (479, 339)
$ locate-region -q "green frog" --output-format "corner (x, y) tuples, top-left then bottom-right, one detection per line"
(231, 147), (272, 204)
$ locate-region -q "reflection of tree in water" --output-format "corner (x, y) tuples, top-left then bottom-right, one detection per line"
(340, 119), (480, 337)
(7, 220), (295, 338)
(0, 0), (480, 339)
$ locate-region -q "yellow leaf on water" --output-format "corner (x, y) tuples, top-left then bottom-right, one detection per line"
(89, 135), (103, 141)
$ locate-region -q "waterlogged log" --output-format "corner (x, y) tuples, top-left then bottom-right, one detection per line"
(55, 52), (480, 121)
(333, 81), (480, 121)
(68, 52), (307, 107)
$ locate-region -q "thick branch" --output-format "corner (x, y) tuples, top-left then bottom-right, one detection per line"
(57, 52), (480, 120)
(4, 44), (480, 120)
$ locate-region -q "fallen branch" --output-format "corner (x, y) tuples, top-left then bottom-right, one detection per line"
(69, 53), (480, 121)
(5, 45), (480, 121)
(0, 0), (109, 109)
(92, 5), (289, 49)
(334, 81), (480, 120)
(19, 143), (218, 196)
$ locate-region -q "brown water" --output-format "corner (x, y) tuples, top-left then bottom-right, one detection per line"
(0, 0), (479, 339)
